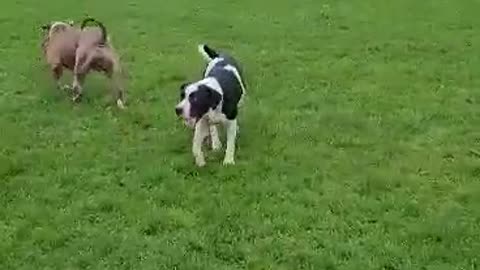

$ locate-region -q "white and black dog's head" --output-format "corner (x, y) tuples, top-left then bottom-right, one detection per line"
(175, 44), (246, 127)
(175, 78), (222, 127)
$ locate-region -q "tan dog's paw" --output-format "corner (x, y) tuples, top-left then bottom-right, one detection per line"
(56, 84), (71, 91)
(61, 84), (72, 91)
(116, 99), (126, 109)
(72, 94), (82, 103)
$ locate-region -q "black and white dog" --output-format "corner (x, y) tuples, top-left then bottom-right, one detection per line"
(175, 44), (246, 166)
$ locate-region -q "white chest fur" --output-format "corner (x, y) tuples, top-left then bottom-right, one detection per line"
(206, 109), (227, 124)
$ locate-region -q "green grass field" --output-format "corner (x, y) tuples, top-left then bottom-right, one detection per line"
(1, 0), (480, 269)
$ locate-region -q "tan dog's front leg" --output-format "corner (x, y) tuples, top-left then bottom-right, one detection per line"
(72, 73), (85, 102)
(72, 51), (92, 102)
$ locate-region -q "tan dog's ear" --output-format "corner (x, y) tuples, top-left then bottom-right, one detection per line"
(40, 23), (50, 31)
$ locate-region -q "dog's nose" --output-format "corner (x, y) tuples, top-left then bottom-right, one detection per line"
(175, 107), (182, 116)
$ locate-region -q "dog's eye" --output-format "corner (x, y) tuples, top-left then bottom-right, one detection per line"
(189, 93), (197, 102)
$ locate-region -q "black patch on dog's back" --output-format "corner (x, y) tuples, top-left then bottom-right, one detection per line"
(207, 64), (243, 120)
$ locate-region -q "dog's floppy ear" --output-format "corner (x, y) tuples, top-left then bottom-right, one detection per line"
(180, 82), (189, 90)
(199, 85), (222, 108)
(201, 85), (216, 97)
(40, 23), (50, 31)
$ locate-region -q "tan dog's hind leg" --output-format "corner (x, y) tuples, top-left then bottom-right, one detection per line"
(47, 53), (66, 90)
(52, 65), (72, 91)
(51, 64), (63, 90)
(109, 71), (126, 109)
(105, 53), (126, 109)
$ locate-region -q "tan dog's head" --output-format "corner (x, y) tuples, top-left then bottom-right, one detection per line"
(40, 20), (75, 53)
(40, 20), (74, 37)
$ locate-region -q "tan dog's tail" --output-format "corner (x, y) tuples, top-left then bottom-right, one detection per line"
(81, 18), (107, 45)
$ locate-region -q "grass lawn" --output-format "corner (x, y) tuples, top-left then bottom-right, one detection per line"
(1, 0), (480, 269)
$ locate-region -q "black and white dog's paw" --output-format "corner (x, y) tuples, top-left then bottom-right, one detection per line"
(223, 157), (235, 166)
(195, 156), (206, 167)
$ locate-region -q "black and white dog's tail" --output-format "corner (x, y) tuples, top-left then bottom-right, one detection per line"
(198, 44), (219, 61)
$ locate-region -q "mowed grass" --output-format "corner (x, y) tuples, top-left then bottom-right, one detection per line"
(1, 0), (480, 269)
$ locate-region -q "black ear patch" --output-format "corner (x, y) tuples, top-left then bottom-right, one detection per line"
(179, 82), (189, 99)
(188, 85), (222, 119)
(202, 85), (222, 108)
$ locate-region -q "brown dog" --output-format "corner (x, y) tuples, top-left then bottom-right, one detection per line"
(41, 18), (126, 109)
(41, 20), (79, 90)
(73, 18), (126, 109)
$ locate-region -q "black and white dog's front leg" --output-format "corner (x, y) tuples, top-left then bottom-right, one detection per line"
(209, 125), (222, 151)
(192, 118), (209, 167)
(223, 119), (238, 165)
